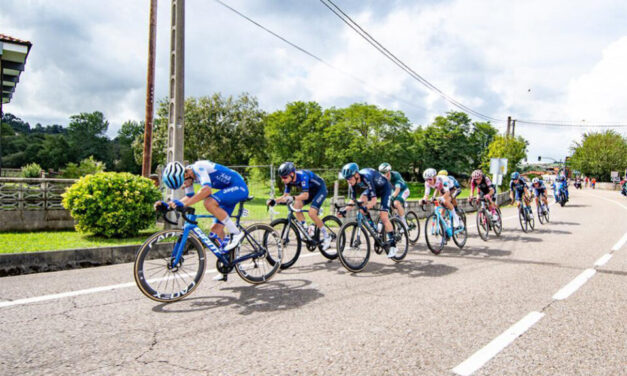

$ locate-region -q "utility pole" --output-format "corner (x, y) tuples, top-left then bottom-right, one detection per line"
(511, 119), (516, 137)
(166, 0), (185, 200)
(0, 58), (3, 177)
(506, 116), (511, 137)
(142, 0), (158, 177)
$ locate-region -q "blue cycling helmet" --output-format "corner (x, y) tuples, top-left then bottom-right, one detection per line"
(510, 171), (520, 180)
(341, 163), (359, 179)
(278, 161), (296, 177)
(162, 161), (185, 189)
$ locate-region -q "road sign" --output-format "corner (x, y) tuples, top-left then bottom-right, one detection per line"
(490, 158), (508, 175)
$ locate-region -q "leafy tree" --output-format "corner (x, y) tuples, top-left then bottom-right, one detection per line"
(62, 156), (106, 178)
(482, 135), (528, 187)
(569, 130), (627, 181)
(112, 120), (143, 173)
(67, 111), (111, 167)
(37, 135), (71, 170)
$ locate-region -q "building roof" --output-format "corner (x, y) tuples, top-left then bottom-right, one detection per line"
(1, 34), (33, 105)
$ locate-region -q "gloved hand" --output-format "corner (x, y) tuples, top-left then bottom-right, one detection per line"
(266, 198), (276, 207)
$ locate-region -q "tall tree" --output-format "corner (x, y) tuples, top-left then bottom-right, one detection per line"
(112, 120), (143, 173)
(67, 111), (111, 167)
(569, 130), (627, 181)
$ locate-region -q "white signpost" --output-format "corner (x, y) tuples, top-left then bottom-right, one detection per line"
(490, 158), (508, 192)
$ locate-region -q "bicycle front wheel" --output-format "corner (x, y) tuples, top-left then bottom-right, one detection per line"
(405, 211), (420, 243)
(235, 224), (282, 284)
(527, 208), (535, 231)
(476, 209), (489, 241)
(452, 219), (467, 249)
(424, 214), (445, 255)
(390, 217), (409, 262)
(518, 207), (529, 232)
(492, 207), (503, 236)
(134, 229), (206, 303)
(318, 215), (342, 260)
(269, 218), (301, 270)
(337, 221), (371, 272)
(537, 204), (545, 224)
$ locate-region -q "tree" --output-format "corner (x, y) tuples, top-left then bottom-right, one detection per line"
(37, 135), (71, 170)
(67, 111), (111, 167)
(569, 130), (627, 181)
(134, 93), (266, 168)
(482, 135), (528, 187)
(112, 120), (143, 173)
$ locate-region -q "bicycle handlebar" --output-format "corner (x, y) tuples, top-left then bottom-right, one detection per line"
(157, 205), (198, 225)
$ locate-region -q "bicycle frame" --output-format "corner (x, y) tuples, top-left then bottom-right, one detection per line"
(352, 202), (387, 247)
(430, 200), (464, 237)
(283, 204), (319, 244)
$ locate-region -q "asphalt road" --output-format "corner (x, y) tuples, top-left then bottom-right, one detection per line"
(1, 188), (625, 375)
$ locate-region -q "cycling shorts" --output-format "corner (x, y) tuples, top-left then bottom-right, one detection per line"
(533, 188), (546, 198)
(210, 184), (249, 223)
(392, 188), (410, 204)
(303, 184), (328, 211)
(450, 187), (461, 199)
(361, 182), (392, 211)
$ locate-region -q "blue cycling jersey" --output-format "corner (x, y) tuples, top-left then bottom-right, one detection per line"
(509, 177), (528, 193)
(184, 160), (246, 196)
(350, 168), (391, 200)
(449, 176), (461, 189)
(284, 170), (325, 194)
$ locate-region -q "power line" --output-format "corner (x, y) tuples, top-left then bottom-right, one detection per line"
(212, 0), (427, 112)
(516, 119), (627, 128)
(319, 0), (504, 123)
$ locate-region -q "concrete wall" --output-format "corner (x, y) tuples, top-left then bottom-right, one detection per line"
(0, 209), (75, 231)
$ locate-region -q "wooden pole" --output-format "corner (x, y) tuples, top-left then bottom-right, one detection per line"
(142, 0), (158, 177)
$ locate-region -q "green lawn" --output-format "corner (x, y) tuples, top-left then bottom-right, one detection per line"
(0, 180), (477, 253)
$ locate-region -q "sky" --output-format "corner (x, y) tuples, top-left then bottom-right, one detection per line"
(2, 0), (627, 162)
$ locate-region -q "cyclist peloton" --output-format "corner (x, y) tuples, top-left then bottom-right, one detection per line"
(531, 177), (549, 214)
(422, 168), (462, 228)
(468, 169), (499, 220)
(339, 163), (398, 258)
(158, 161), (249, 281)
(509, 171), (531, 208)
(378, 162), (410, 227)
(272, 162), (331, 250)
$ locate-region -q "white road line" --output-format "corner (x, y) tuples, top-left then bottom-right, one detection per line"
(452, 311), (545, 376)
(552, 268), (597, 300)
(0, 282), (137, 308)
(593, 254), (613, 267)
(611, 232), (627, 251)
(586, 193), (627, 210)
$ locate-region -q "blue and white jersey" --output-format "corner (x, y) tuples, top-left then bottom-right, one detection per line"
(448, 175), (461, 189)
(509, 176), (527, 193)
(531, 180), (546, 195)
(184, 160), (246, 197)
(284, 170), (325, 194)
(350, 168), (390, 200)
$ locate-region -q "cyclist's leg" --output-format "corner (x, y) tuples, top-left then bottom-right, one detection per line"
(211, 185), (249, 247)
(293, 197), (306, 223)
(307, 186), (327, 230)
(442, 190), (459, 226)
(204, 196), (229, 239)
(378, 185), (393, 233)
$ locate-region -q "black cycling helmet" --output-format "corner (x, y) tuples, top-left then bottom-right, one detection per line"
(278, 161), (296, 177)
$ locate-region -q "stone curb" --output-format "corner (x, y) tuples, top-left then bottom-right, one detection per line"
(0, 244), (140, 277)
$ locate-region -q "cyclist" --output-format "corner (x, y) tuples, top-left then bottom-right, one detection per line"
(158, 160), (249, 252)
(378, 162), (410, 226)
(552, 176), (569, 203)
(339, 162), (397, 258)
(509, 171), (531, 208)
(437, 170), (462, 207)
(531, 177), (549, 214)
(273, 162), (331, 250)
(468, 169), (499, 220)
(422, 167), (462, 228)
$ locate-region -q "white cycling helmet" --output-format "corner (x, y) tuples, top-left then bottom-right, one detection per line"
(532, 177), (540, 184)
(423, 168), (437, 180)
(471, 169), (483, 180)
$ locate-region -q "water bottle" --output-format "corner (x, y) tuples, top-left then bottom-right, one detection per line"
(376, 222), (383, 233)
(307, 224), (315, 237)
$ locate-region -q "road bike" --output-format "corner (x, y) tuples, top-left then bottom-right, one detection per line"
(470, 196), (502, 241)
(554, 185), (568, 207)
(516, 197), (535, 232)
(423, 199), (467, 255)
(335, 201), (409, 272)
(535, 195), (550, 224)
(375, 202), (421, 244)
(134, 197), (282, 303)
(268, 200), (342, 269)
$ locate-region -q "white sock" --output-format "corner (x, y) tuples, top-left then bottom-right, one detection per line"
(321, 227), (328, 238)
(223, 217), (240, 235)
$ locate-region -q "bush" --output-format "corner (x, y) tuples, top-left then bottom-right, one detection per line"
(21, 163), (43, 178)
(62, 156), (105, 178)
(62, 172), (162, 238)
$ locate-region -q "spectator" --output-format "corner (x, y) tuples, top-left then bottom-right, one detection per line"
(585, 176), (589, 188)
(591, 177), (596, 189)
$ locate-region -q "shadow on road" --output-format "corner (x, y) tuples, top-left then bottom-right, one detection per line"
(533, 228), (572, 235)
(548, 221), (581, 225)
(562, 204), (589, 208)
(152, 278), (323, 316)
(278, 258), (343, 275)
(342, 258), (458, 279)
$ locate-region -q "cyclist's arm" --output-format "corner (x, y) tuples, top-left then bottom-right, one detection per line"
(182, 185), (212, 207)
(393, 184), (401, 197)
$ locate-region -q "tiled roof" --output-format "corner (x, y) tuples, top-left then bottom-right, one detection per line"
(0, 34), (32, 47)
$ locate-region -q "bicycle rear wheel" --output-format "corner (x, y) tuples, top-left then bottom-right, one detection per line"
(452, 219), (467, 249)
(390, 217), (409, 262)
(337, 221), (371, 272)
(134, 229), (206, 303)
(527, 208), (535, 231)
(543, 206), (550, 223)
(476, 209), (489, 241)
(424, 213), (445, 255)
(235, 224), (282, 284)
(405, 211), (420, 243)
(269, 218), (301, 270)
(537, 204), (545, 224)
(492, 207), (503, 236)
(317, 215), (342, 260)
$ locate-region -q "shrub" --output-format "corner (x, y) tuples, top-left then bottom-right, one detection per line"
(62, 172), (162, 238)
(62, 156), (105, 178)
(21, 163), (42, 178)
